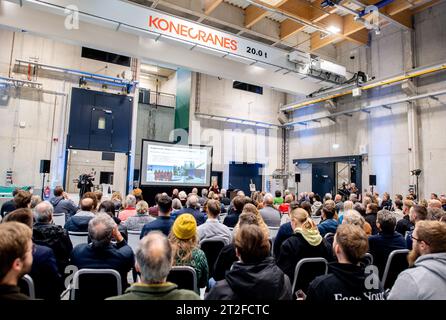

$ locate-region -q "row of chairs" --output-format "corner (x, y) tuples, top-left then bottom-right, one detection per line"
(19, 266), (198, 300)
(18, 249), (409, 300)
(289, 249), (410, 295)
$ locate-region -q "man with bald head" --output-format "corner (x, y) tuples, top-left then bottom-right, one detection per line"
(64, 197), (96, 232)
(107, 231), (199, 300)
(260, 193), (281, 227)
(171, 194), (206, 225)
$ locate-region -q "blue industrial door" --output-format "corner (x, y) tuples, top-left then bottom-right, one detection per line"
(229, 162), (263, 196)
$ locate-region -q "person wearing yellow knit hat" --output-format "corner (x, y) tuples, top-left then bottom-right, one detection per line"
(169, 214), (209, 290)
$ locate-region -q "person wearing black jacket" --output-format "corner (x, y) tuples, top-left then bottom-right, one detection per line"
(306, 224), (385, 301)
(223, 195), (245, 228)
(368, 210), (406, 278)
(70, 213), (134, 290)
(395, 199), (414, 236)
(277, 208), (333, 290)
(365, 203), (379, 235)
(3, 208), (64, 300)
(213, 212), (267, 281)
(0, 188), (19, 218)
(206, 224), (292, 300)
(33, 201), (73, 274)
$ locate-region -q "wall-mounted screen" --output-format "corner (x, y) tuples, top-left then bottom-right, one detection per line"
(140, 140), (213, 187)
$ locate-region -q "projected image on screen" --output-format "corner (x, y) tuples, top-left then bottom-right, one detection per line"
(140, 140), (212, 187)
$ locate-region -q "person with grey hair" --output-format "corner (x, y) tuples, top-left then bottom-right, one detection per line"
(368, 209), (406, 278)
(118, 194), (137, 222)
(199, 188), (208, 206)
(107, 231), (200, 300)
(70, 213), (134, 289)
(324, 193), (333, 202)
(172, 198), (183, 213)
(33, 201), (73, 273)
(172, 194), (206, 225)
(191, 188), (198, 195)
(259, 193), (281, 227)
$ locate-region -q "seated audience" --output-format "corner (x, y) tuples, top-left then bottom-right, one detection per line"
(220, 189), (230, 206)
(107, 231), (200, 300)
(33, 201), (73, 274)
(178, 191), (187, 207)
(3, 209), (63, 300)
(70, 213), (134, 289)
(64, 198), (96, 232)
(132, 188), (144, 203)
(368, 210), (406, 278)
(380, 192), (392, 210)
(393, 199), (404, 221)
(273, 190), (284, 206)
(277, 208), (333, 285)
(223, 196), (245, 228)
(49, 186), (78, 218)
(140, 194), (173, 238)
(1, 188), (19, 218)
(311, 194), (323, 216)
(13, 190), (32, 210)
(406, 205), (429, 250)
(30, 195), (42, 210)
(0, 222), (33, 300)
(111, 191), (123, 211)
(172, 194), (206, 226)
(317, 203), (339, 237)
(365, 203), (379, 235)
(198, 199), (232, 245)
(118, 195), (137, 222)
(273, 202), (300, 257)
(169, 214), (209, 289)
(428, 207), (446, 221)
(338, 200), (353, 224)
(98, 200), (128, 241)
(199, 189), (208, 207)
(171, 198), (183, 214)
(353, 203), (372, 235)
(207, 224), (292, 300)
(148, 193), (161, 217)
(94, 191), (103, 208)
(306, 224), (385, 301)
(123, 201), (155, 231)
(396, 199), (415, 237)
(213, 213), (259, 281)
(234, 204), (269, 237)
(388, 220), (446, 300)
(260, 193), (281, 227)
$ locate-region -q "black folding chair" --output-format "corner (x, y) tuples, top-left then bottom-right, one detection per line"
(200, 239), (225, 279)
(360, 252), (374, 267)
(167, 266), (198, 294)
(381, 249), (409, 290)
(291, 257), (328, 295)
(70, 269), (122, 301)
(18, 275), (35, 299)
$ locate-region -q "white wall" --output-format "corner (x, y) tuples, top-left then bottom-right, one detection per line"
(189, 73), (285, 190)
(288, 3), (446, 199)
(0, 29), (130, 190)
